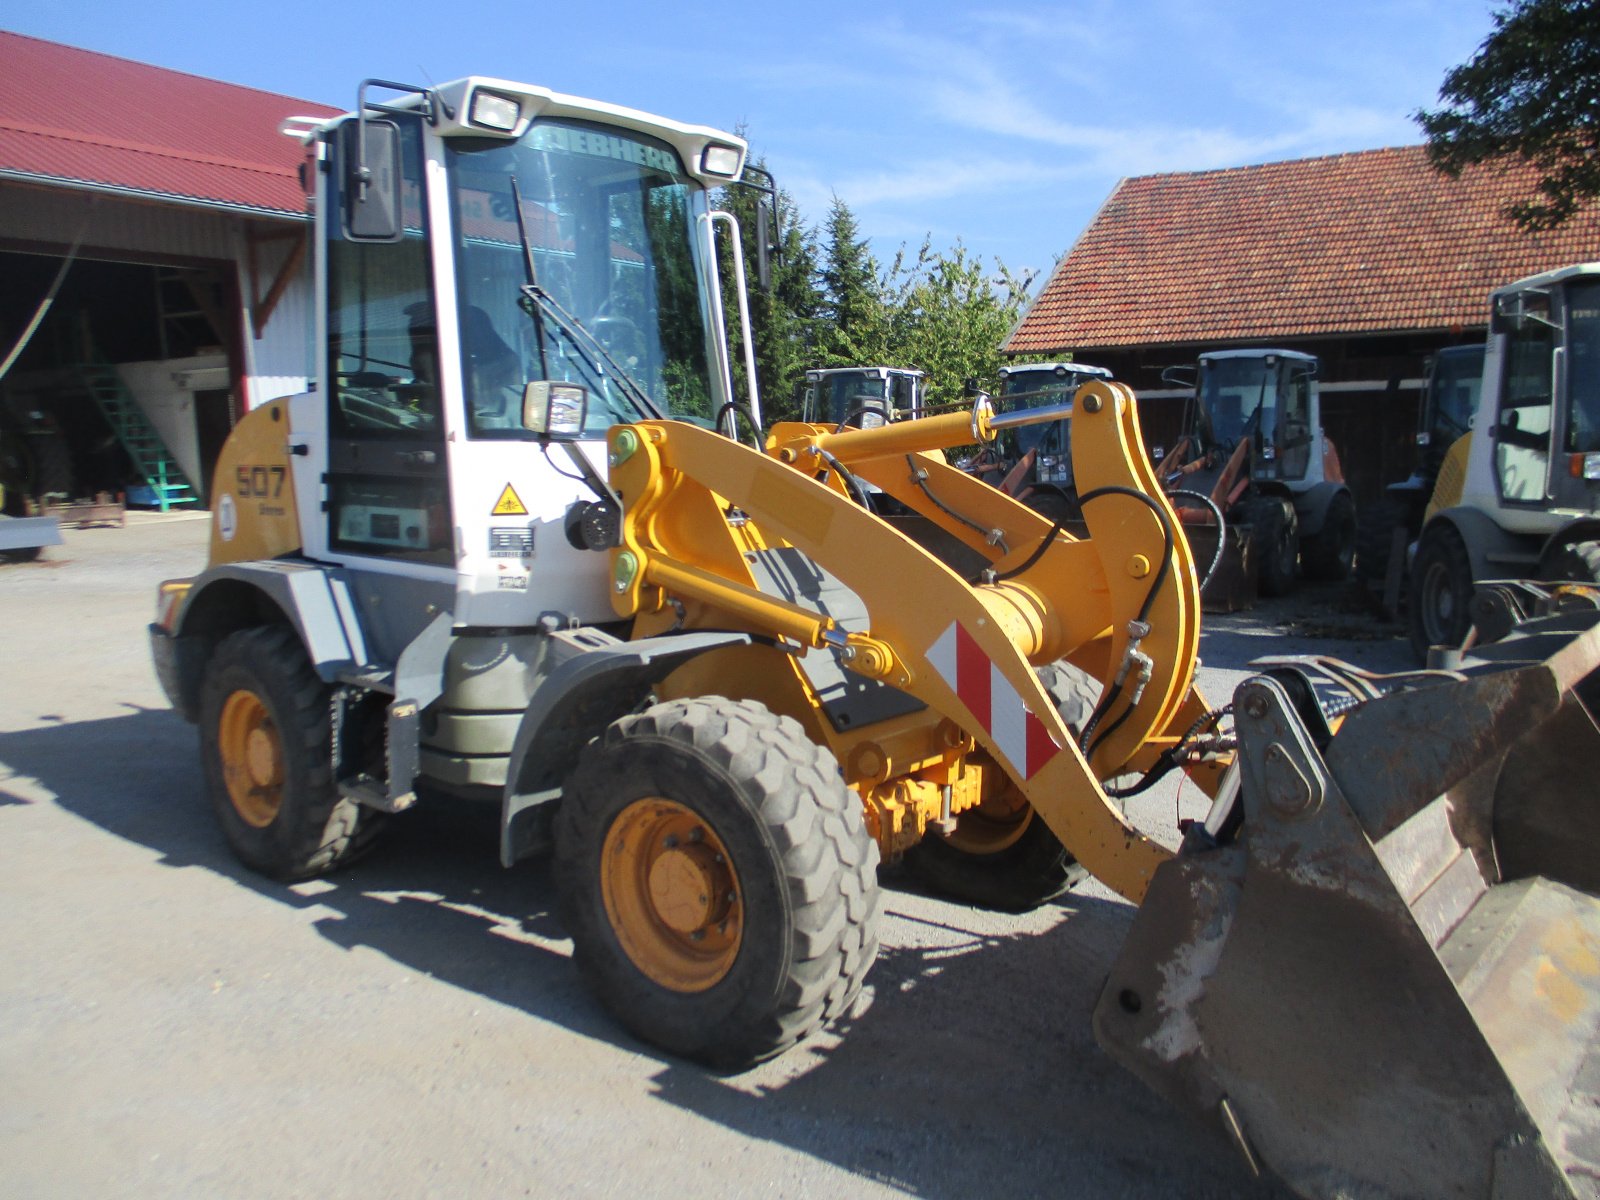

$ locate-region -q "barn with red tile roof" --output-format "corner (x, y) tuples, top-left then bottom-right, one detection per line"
(1006, 146), (1600, 506)
(0, 31), (339, 509)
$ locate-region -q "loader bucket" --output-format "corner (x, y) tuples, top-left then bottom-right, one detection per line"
(1095, 615), (1600, 1200)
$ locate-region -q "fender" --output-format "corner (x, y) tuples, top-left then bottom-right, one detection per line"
(154, 560), (379, 719)
(1290, 481), (1348, 539)
(1421, 505), (1537, 583)
(499, 629), (755, 866)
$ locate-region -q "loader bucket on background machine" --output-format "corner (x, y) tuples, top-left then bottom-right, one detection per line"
(1095, 614), (1600, 1199)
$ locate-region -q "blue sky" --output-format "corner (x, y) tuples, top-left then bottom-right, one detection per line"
(8, 2), (1495, 286)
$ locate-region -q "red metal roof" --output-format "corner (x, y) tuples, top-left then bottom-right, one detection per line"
(0, 31), (340, 218)
(1006, 145), (1600, 354)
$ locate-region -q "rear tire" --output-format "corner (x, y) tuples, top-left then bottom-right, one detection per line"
(199, 626), (385, 880)
(1545, 539), (1600, 585)
(1408, 523), (1474, 662)
(1253, 498), (1299, 597)
(1302, 492), (1356, 581)
(554, 697), (881, 1070)
(902, 661), (1095, 911)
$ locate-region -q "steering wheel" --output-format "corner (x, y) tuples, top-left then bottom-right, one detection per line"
(589, 311), (646, 371)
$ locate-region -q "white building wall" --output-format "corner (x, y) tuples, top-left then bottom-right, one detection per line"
(4, 184), (316, 406)
(236, 240), (316, 409)
(113, 355), (228, 489)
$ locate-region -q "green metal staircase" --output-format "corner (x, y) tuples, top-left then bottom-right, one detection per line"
(76, 364), (199, 512)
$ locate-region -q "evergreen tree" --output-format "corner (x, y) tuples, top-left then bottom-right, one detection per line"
(816, 197), (891, 367)
(1417, 0), (1600, 229)
(714, 153), (823, 427)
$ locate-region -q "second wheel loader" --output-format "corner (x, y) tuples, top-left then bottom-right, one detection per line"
(1411, 263), (1600, 661)
(1159, 349), (1357, 609)
(147, 75), (1600, 1200)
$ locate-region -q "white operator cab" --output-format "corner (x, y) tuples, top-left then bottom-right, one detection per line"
(799, 366), (926, 428)
(281, 79), (764, 637)
(1455, 262), (1600, 539)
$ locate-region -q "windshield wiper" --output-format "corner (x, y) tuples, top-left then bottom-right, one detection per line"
(517, 284), (661, 422)
(505, 174), (660, 423)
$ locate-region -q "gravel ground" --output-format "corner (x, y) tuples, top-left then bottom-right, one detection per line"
(0, 516), (1414, 1199)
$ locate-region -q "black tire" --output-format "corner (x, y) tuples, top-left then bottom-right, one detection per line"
(554, 697), (881, 1070)
(1354, 494), (1411, 586)
(1545, 539), (1600, 585)
(1301, 491), (1356, 581)
(902, 660), (1095, 911)
(198, 626), (385, 880)
(1408, 523), (1474, 662)
(1253, 498), (1299, 597)
(1024, 487), (1088, 538)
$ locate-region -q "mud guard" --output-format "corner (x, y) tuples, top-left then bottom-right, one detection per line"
(1095, 621), (1600, 1200)
(499, 629), (755, 866)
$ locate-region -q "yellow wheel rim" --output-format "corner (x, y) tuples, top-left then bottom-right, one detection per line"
(601, 798), (741, 993)
(218, 689), (284, 829)
(941, 787), (1032, 856)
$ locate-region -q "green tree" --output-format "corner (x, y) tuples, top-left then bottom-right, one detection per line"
(1416, 0), (1600, 229)
(881, 239), (1031, 407)
(816, 197), (891, 367)
(714, 153), (823, 427)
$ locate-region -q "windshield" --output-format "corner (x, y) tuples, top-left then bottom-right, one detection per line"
(1001, 370), (1080, 457)
(1566, 279), (1600, 454)
(812, 372), (890, 426)
(1198, 358), (1279, 450)
(1428, 347), (1484, 444)
(1000, 370), (1077, 410)
(446, 119), (718, 437)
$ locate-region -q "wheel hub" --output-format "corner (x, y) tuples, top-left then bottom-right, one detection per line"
(218, 689), (284, 829)
(601, 798), (742, 992)
(647, 845), (731, 933)
(244, 727), (282, 789)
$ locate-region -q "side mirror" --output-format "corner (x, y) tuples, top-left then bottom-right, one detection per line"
(1161, 365), (1197, 388)
(523, 381), (589, 440)
(755, 202), (773, 293)
(341, 119), (403, 242)
(1492, 288), (1554, 334)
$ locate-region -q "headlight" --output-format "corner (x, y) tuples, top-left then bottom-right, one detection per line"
(700, 144), (742, 177)
(469, 91), (521, 132)
(522, 381), (588, 439)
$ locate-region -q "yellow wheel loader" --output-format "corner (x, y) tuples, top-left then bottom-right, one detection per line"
(148, 77), (1600, 1198)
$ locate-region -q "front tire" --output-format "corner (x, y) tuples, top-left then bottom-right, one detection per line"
(199, 626), (385, 880)
(1408, 523), (1474, 661)
(555, 697), (881, 1070)
(1253, 497), (1299, 597)
(902, 661), (1095, 911)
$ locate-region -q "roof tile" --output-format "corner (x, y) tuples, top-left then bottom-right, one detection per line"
(0, 31), (339, 217)
(1007, 146), (1600, 353)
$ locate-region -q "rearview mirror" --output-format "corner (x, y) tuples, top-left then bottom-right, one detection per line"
(341, 119), (403, 242)
(1492, 288), (1554, 334)
(523, 381), (589, 440)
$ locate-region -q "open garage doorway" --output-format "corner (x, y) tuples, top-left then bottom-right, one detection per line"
(0, 249), (242, 509)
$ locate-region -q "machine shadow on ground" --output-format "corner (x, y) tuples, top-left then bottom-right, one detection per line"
(0, 705), (1282, 1200)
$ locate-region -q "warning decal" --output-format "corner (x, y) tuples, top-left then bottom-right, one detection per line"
(492, 484), (528, 516)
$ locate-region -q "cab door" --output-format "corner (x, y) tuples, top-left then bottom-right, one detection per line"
(322, 114), (455, 573)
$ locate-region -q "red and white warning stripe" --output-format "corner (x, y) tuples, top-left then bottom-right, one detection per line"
(927, 620), (1062, 779)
